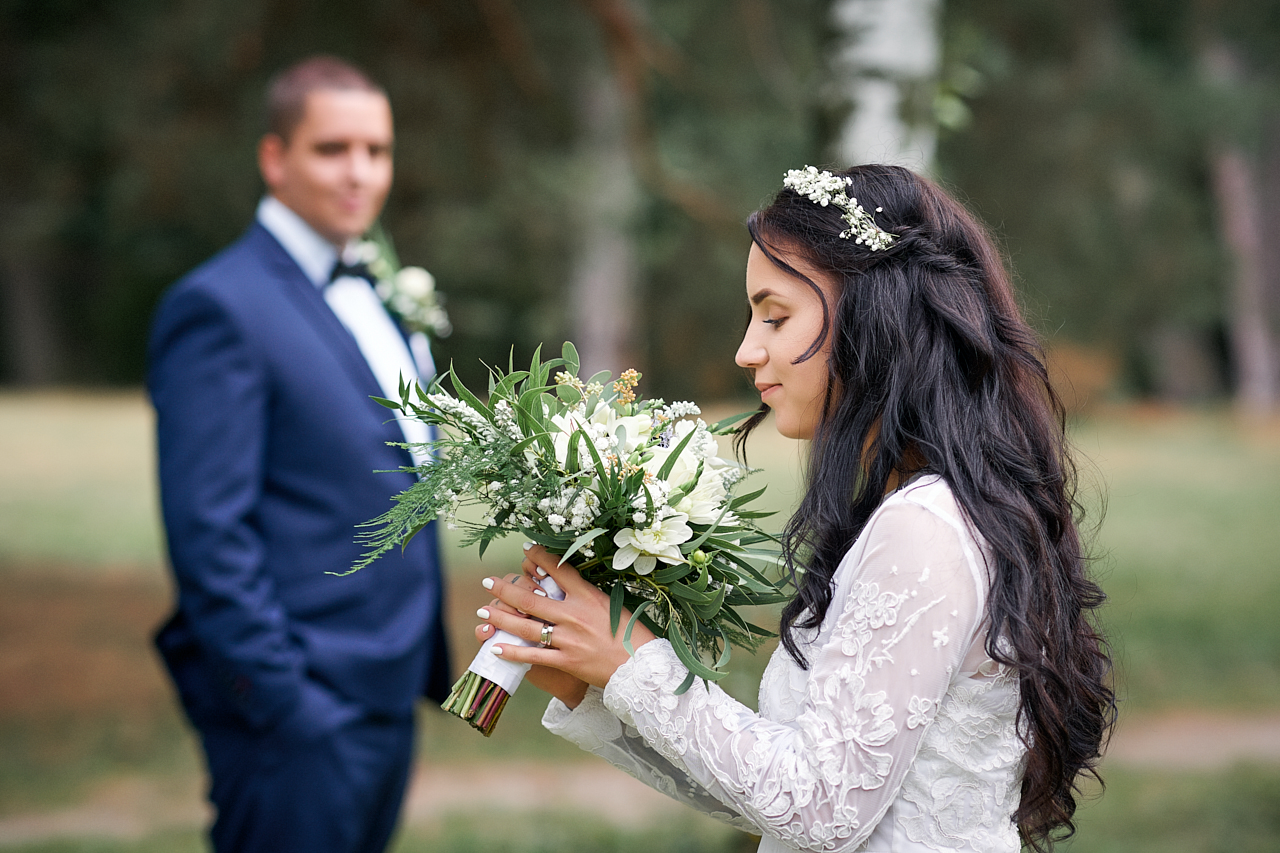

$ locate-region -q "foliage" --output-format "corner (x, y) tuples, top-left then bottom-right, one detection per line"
(936, 0), (1280, 395)
(0, 0), (832, 397)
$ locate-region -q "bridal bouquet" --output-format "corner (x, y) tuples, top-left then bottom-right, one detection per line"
(351, 343), (787, 735)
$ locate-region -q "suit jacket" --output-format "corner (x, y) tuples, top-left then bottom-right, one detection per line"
(148, 222), (450, 742)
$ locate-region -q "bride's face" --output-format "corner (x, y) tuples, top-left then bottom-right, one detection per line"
(735, 243), (834, 440)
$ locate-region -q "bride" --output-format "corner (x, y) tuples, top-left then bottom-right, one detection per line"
(473, 164), (1115, 852)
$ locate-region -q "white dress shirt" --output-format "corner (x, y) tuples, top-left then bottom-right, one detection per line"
(257, 196), (433, 464)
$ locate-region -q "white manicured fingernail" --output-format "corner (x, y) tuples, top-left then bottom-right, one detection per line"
(481, 577), (495, 590)
(476, 608), (490, 619)
(492, 646), (504, 655)
(481, 624), (491, 633)
(533, 588), (547, 597)
(535, 567), (548, 578)
(523, 541), (534, 550)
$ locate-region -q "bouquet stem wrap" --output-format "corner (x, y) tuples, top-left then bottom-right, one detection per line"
(441, 575), (564, 735)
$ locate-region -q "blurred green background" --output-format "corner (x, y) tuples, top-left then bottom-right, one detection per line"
(3, 0), (1280, 850)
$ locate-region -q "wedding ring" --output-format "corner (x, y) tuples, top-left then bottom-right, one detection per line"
(539, 623), (555, 649)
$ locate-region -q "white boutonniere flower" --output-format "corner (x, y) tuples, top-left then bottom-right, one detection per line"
(357, 226), (452, 338)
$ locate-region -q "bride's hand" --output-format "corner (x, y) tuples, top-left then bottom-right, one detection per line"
(474, 544), (658, 702)
(473, 572), (589, 708)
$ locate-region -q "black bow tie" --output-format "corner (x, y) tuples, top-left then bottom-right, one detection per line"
(329, 259), (377, 286)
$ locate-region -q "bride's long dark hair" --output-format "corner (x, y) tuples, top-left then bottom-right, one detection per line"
(736, 165), (1114, 851)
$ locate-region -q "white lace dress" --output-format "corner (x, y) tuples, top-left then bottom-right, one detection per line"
(542, 475), (1025, 853)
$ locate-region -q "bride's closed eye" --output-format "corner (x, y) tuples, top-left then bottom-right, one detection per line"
(763, 317), (787, 327)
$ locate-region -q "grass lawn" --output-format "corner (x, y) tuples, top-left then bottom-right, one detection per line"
(1, 392), (1278, 852)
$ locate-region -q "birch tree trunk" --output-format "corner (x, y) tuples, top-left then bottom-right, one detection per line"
(830, 0), (942, 172)
(1203, 41), (1280, 415)
(1211, 145), (1279, 415)
(567, 68), (640, 380)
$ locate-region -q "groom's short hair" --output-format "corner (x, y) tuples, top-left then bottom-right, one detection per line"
(266, 56), (386, 142)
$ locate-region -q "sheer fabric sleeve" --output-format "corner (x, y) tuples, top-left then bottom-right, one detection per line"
(542, 687), (759, 831)
(596, 496), (986, 852)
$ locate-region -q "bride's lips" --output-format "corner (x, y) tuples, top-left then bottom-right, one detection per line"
(758, 384), (780, 403)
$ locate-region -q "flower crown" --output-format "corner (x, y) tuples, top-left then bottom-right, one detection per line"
(782, 166), (897, 250)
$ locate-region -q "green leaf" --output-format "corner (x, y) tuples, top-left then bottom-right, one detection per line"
(372, 395), (402, 410)
(717, 550), (780, 588)
(556, 383), (583, 405)
(657, 426), (698, 481)
(674, 670), (697, 695)
(668, 582), (715, 605)
(562, 341), (580, 375)
(708, 410), (758, 433)
(491, 370), (529, 402)
(527, 344), (543, 387)
(729, 487), (767, 508)
(510, 433), (550, 455)
(692, 582), (729, 621)
(560, 527), (607, 565)
(447, 369), (495, 423)
(609, 583), (625, 636)
(712, 623), (733, 669)
(564, 426), (582, 473)
(651, 562), (693, 583)
(667, 621), (725, 682)
(690, 562), (710, 592)
(622, 600), (654, 656)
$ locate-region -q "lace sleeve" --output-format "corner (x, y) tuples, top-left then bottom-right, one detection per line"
(600, 495), (987, 853)
(542, 687), (758, 831)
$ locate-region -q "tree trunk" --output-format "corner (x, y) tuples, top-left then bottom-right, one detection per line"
(829, 0), (942, 171)
(567, 69), (640, 380)
(0, 247), (63, 386)
(1259, 115), (1280, 399)
(1210, 144), (1279, 415)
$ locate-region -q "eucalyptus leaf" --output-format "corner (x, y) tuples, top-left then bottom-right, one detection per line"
(609, 583), (625, 636)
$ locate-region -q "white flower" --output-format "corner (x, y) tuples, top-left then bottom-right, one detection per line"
(662, 401), (701, 419)
(395, 266), (436, 299)
(642, 435), (734, 525)
(673, 467), (734, 526)
(782, 166), (897, 250)
(612, 513), (692, 575)
(588, 406), (652, 456)
(427, 393), (496, 441)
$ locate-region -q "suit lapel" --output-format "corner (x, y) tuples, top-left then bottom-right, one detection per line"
(252, 225), (382, 396)
(250, 226), (416, 466)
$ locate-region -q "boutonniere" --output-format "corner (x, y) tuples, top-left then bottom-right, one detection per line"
(357, 223), (452, 339)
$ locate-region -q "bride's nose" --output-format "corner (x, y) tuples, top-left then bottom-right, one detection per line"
(735, 333), (764, 369)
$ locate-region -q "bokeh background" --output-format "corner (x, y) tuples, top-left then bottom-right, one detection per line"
(2, 1), (1279, 851)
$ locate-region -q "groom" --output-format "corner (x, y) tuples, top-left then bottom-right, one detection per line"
(148, 56), (449, 853)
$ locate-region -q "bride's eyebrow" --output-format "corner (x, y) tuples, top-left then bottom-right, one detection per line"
(750, 288), (780, 305)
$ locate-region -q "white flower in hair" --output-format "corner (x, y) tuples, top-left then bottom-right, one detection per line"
(782, 166), (897, 250)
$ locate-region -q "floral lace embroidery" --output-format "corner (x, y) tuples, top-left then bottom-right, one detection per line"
(899, 674), (1023, 850)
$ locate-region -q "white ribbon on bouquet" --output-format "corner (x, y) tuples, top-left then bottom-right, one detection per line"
(466, 575), (566, 694)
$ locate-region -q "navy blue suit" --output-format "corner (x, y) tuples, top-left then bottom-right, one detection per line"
(148, 221), (449, 852)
